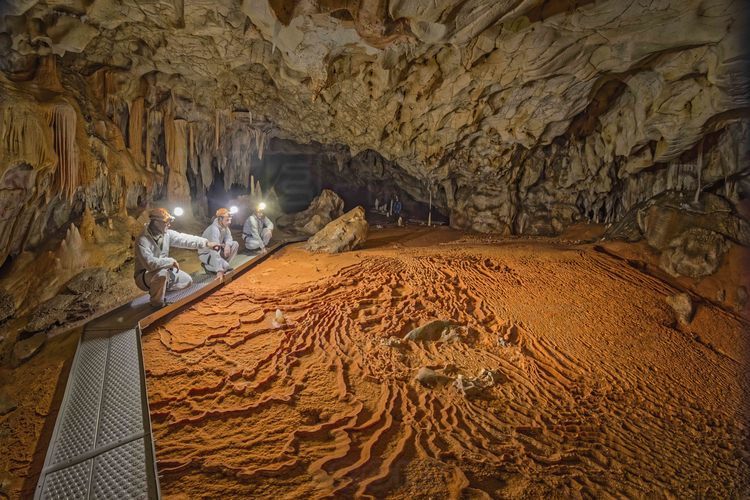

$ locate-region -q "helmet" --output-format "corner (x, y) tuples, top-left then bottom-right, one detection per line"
(149, 208), (174, 222)
(215, 207), (231, 218)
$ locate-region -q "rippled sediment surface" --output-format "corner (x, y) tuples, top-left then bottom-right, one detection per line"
(143, 236), (750, 498)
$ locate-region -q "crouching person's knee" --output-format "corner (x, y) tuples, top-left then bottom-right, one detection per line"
(173, 270), (193, 290)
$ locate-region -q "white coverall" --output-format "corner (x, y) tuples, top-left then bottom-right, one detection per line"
(134, 224), (209, 306)
(198, 219), (239, 272)
(242, 214), (274, 251)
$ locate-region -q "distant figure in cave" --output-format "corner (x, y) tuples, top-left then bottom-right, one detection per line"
(393, 195), (402, 219)
(199, 207), (239, 276)
(134, 208), (221, 308)
(243, 202), (274, 253)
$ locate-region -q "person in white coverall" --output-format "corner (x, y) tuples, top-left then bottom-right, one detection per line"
(199, 207), (239, 275)
(134, 208), (221, 308)
(243, 203), (274, 253)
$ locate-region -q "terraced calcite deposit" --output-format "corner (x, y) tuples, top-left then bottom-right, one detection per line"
(143, 236), (749, 498)
(1, 0), (748, 268)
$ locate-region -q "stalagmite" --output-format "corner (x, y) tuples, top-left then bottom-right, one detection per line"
(47, 103), (79, 201)
(57, 224), (87, 271)
(250, 175), (255, 196)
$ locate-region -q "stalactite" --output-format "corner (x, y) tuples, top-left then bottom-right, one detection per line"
(80, 206), (96, 243)
(215, 109), (220, 150)
(165, 114), (191, 206)
(128, 97), (144, 164)
(145, 110), (151, 168)
(146, 109), (162, 169)
(694, 138), (703, 204)
(35, 54), (63, 91)
(189, 122), (197, 175)
(47, 103), (79, 201)
(253, 128), (268, 160)
(1, 104), (55, 169)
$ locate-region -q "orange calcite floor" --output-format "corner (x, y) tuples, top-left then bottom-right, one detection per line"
(142, 228), (750, 498)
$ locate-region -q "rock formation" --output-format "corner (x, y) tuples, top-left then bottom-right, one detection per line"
(276, 188), (344, 234)
(1, 0), (747, 236)
(305, 206), (368, 253)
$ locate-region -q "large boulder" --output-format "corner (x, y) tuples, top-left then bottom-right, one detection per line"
(638, 192), (750, 249)
(277, 189), (344, 235)
(305, 206), (368, 253)
(606, 191), (748, 278)
(659, 228), (729, 278)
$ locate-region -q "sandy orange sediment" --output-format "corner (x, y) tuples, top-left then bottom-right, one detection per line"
(142, 228), (750, 498)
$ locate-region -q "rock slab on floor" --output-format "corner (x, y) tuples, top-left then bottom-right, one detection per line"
(278, 189), (345, 235)
(305, 206), (368, 253)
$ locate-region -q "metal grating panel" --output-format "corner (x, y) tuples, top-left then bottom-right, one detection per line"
(90, 438), (148, 500)
(130, 294), (151, 307)
(50, 336), (108, 466)
(96, 329), (144, 448)
(41, 459), (92, 500)
(165, 273), (215, 302)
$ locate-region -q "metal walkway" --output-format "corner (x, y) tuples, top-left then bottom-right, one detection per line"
(34, 243), (298, 499)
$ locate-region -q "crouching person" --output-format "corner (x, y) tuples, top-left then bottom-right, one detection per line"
(243, 202), (274, 253)
(134, 208), (220, 308)
(199, 207), (239, 276)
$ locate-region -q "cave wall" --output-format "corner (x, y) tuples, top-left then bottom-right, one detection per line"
(0, 0), (748, 263)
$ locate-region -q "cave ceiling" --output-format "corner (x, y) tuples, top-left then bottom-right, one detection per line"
(0, 0), (749, 236)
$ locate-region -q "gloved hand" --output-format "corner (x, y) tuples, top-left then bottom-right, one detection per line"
(207, 241), (222, 251)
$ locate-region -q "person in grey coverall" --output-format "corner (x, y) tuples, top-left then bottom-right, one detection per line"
(134, 208), (220, 307)
(199, 207), (239, 275)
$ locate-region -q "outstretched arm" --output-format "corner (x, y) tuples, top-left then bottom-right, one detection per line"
(136, 237), (175, 271)
(168, 229), (209, 250)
